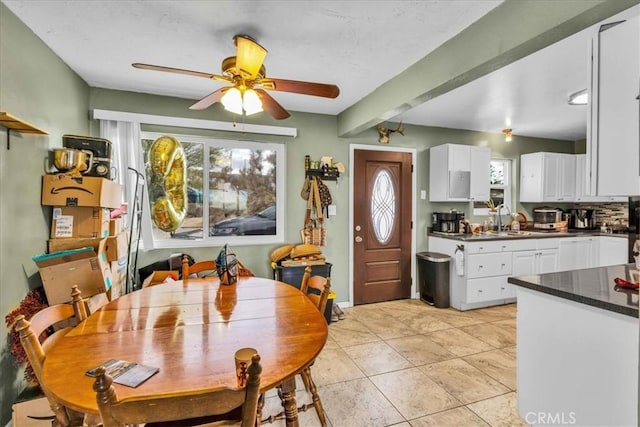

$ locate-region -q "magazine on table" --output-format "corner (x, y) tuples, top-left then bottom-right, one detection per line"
(86, 359), (159, 388)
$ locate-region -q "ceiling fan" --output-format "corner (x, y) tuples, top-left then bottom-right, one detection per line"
(132, 34), (340, 120)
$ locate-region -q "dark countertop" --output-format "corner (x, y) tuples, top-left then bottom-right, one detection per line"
(508, 264), (639, 318)
(430, 230), (629, 242)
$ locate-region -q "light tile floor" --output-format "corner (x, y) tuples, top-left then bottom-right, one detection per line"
(261, 299), (529, 427)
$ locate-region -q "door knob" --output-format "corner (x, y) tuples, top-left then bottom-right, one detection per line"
(355, 236), (363, 243)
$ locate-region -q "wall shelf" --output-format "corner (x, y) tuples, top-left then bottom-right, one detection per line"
(0, 112), (48, 149)
(306, 167), (340, 181)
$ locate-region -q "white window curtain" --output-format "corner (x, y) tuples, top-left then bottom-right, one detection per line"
(99, 120), (141, 216)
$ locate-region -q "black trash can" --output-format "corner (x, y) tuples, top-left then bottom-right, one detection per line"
(416, 252), (451, 308)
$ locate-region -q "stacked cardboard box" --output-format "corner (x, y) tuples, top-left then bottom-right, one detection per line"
(36, 174), (128, 304)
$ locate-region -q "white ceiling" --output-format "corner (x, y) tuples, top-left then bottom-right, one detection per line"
(3, 1), (639, 141)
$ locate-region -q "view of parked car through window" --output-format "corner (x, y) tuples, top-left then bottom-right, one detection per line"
(141, 133), (281, 246)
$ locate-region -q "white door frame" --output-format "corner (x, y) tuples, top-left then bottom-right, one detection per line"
(348, 144), (417, 307)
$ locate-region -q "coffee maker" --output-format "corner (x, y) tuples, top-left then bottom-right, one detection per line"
(432, 211), (464, 233)
(62, 134), (112, 178)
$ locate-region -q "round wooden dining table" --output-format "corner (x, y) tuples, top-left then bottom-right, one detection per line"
(42, 276), (328, 427)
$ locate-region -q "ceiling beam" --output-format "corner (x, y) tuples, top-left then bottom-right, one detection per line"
(336, 0), (639, 138)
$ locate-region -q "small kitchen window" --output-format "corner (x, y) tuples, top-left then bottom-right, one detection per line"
(473, 159), (512, 216)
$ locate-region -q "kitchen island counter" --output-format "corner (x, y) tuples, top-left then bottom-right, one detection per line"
(507, 263), (639, 317)
(508, 264), (638, 426)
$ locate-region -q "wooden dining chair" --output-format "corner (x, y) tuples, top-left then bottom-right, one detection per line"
(182, 254), (217, 279)
(93, 353), (262, 427)
(262, 266), (330, 426)
(182, 255), (255, 280)
(14, 285), (93, 427)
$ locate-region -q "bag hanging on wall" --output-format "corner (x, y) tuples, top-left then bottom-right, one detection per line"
(315, 178), (332, 217)
(300, 176), (311, 200)
(302, 179), (326, 246)
(215, 244), (239, 285)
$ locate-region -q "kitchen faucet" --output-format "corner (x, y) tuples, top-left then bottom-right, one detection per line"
(496, 203), (510, 232)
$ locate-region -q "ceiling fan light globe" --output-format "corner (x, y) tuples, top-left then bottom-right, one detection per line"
(243, 89), (263, 115)
(221, 87), (243, 115)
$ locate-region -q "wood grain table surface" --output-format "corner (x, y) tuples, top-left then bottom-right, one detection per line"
(42, 276), (328, 422)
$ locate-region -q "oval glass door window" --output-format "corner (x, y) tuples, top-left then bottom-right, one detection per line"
(371, 169), (395, 244)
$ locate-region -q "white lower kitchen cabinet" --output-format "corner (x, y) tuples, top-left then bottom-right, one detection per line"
(429, 236), (536, 310)
(557, 236), (595, 272)
(598, 236), (628, 267)
(512, 249), (559, 276)
(427, 235), (629, 311)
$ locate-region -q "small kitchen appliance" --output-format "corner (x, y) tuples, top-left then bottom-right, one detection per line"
(568, 208), (597, 230)
(432, 211), (464, 233)
(533, 207), (565, 230)
(62, 134), (112, 178)
(51, 148), (93, 176)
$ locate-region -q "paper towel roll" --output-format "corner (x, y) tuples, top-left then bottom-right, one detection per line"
(455, 249), (464, 276)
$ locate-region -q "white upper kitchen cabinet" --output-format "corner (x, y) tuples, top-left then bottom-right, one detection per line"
(429, 143), (490, 201)
(520, 152), (576, 202)
(575, 154), (626, 202)
(587, 15), (640, 197)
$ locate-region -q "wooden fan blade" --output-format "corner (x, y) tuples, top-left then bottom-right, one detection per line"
(260, 78), (340, 98)
(132, 63), (229, 82)
(189, 88), (227, 110)
(256, 89), (290, 120)
(234, 35), (267, 79)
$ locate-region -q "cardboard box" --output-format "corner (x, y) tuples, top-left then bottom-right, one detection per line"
(50, 206), (110, 239)
(48, 236), (101, 253)
(142, 270), (178, 288)
(12, 386), (53, 427)
(109, 217), (124, 236)
(105, 231), (129, 262)
(33, 239), (112, 305)
(109, 257), (128, 300)
(42, 174), (122, 208)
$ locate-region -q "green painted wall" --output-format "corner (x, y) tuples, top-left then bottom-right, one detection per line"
(0, 3), (90, 423)
(88, 87), (573, 291)
(0, 3), (577, 424)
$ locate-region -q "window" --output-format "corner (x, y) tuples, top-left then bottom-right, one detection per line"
(473, 159), (512, 216)
(140, 132), (285, 249)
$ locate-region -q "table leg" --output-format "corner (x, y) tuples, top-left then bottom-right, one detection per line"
(279, 377), (299, 427)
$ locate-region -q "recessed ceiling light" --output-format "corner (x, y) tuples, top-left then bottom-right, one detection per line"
(568, 89), (588, 105)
